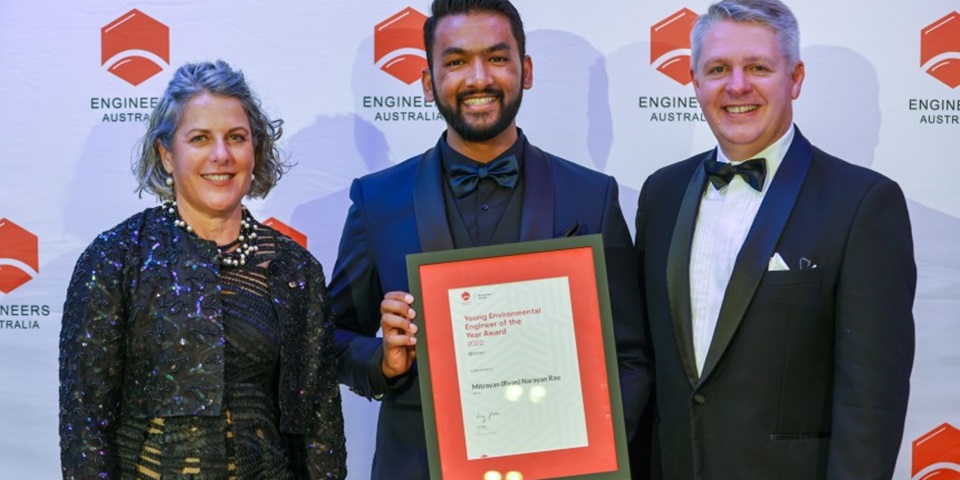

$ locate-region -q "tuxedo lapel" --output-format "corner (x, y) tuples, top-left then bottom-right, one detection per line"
(667, 151), (712, 387)
(518, 139), (555, 241)
(699, 132), (813, 383)
(413, 144), (455, 252)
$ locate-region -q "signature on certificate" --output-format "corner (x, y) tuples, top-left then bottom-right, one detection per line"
(475, 410), (501, 424)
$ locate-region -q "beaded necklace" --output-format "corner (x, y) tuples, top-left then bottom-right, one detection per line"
(163, 201), (258, 267)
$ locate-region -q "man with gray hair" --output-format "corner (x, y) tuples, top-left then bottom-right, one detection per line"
(634, 0), (915, 477)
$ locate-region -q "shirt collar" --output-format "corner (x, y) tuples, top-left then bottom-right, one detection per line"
(714, 124), (794, 192)
(439, 129), (526, 173)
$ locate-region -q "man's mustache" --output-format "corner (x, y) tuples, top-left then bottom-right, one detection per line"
(456, 88), (504, 104)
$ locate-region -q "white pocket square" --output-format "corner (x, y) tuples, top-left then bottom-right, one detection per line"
(768, 252), (790, 271)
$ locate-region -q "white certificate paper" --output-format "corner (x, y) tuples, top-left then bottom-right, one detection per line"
(448, 276), (587, 459)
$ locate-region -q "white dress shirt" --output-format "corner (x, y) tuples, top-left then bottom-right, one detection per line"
(689, 126), (794, 375)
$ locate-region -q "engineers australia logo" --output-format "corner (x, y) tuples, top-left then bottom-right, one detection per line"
(921, 12), (960, 89)
(651, 8), (698, 86)
(93, 9), (169, 123)
(640, 8), (705, 123)
(363, 7), (441, 123)
(263, 218), (307, 249)
(375, 7), (428, 85)
(101, 9), (170, 86)
(910, 12), (960, 125)
(912, 422), (960, 479)
(0, 219), (39, 295)
(0, 219), (49, 330)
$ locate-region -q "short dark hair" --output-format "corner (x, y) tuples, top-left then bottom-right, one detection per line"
(423, 0), (526, 70)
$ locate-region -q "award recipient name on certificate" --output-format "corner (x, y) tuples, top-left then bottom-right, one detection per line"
(448, 276), (587, 460)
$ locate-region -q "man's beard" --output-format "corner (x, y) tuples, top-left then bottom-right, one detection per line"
(433, 84), (523, 143)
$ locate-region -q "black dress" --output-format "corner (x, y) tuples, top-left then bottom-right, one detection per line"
(117, 236), (292, 478)
(60, 209), (346, 480)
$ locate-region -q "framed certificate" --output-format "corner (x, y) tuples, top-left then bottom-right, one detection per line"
(406, 235), (631, 480)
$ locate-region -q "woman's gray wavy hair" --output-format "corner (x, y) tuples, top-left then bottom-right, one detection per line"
(134, 60), (289, 201)
(690, 0), (800, 70)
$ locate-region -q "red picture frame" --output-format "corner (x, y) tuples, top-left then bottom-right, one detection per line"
(406, 235), (631, 480)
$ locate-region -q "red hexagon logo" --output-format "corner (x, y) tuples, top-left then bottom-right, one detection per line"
(0, 219), (39, 294)
(921, 12), (960, 89)
(101, 9), (170, 86)
(651, 8), (699, 86)
(374, 7), (429, 85)
(263, 218), (307, 249)
(913, 422), (960, 479)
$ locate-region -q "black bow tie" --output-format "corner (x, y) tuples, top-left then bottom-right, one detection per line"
(703, 157), (767, 191)
(447, 155), (520, 198)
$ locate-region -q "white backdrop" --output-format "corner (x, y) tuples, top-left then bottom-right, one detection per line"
(1, 1), (958, 478)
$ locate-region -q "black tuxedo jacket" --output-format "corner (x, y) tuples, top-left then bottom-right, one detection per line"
(635, 130), (915, 479)
(330, 134), (651, 479)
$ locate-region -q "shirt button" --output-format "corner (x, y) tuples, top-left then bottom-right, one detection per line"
(693, 394), (706, 405)
(481, 204), (490, 211)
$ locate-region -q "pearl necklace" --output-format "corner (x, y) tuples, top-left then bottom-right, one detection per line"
(163, 201), (258, 267)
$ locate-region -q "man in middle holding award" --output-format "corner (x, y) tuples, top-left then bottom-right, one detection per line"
(327, 1), (651, 479)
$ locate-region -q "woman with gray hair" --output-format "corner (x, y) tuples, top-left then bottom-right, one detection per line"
(59, 60), (346, 479)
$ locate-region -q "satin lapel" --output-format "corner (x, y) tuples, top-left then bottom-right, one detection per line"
(667, 152), (712, 387)
(414, 145), (455, 252)
(699, 133), (813, 384)
(518, 140), (554, 241)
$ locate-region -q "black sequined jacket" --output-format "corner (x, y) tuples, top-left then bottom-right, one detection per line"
(59, 206), (346, 479)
